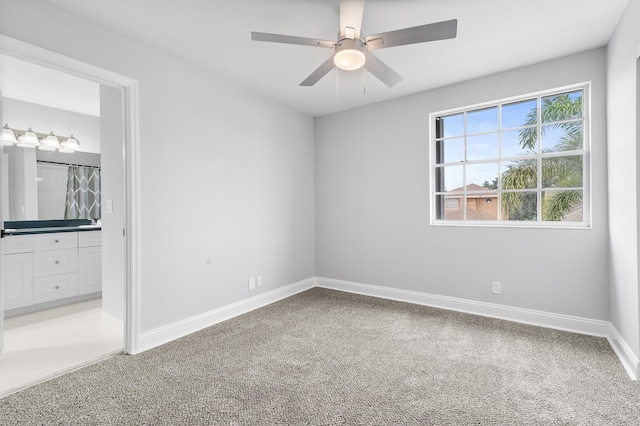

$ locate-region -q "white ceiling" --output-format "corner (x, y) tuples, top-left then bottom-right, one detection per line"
(0, 54), (100, 117)
(18, 0), (632, 117)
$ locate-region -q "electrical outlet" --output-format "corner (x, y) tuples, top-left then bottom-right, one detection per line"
(248, 277), (256, 290)
(492, 281), (501, 295)
(257, 275), (263, 287)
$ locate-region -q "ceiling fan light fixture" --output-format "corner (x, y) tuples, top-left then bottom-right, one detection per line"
(334, 38), (366, 71)
(334, 49), (365, 70)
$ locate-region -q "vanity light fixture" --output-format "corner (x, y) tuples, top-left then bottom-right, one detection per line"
(39, 131), (61, 151)
(16, 128), (41, 148)
(3, 124), (18, 145)
(59, 135), (79, 153)
(4, 126), (80, 153)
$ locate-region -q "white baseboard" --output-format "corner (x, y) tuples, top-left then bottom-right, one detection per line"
(135, 277), (315, 354)
(134, 275), (639, 380)
(316, 276), (639, 380)
(316, 277), (610, 335)
(607, 324), (640, 380)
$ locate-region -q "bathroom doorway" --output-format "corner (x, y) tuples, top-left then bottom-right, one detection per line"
(0, 36), (139, 396)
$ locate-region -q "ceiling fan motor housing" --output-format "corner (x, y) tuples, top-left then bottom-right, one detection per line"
(334, 38), (366, 70)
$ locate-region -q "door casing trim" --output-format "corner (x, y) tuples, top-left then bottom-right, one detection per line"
(0, 34), (141, 354)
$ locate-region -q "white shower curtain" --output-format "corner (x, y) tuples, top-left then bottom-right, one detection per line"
(64, 165), (101, 219)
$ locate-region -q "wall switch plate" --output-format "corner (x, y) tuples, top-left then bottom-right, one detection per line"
(257, 275), (263, 287)
(492, 281), (501, 294)
(106, 199), (114, 214)
(248, 277), (256, 290)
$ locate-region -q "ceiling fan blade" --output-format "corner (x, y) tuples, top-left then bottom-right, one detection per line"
(251, 32), (335, 48)
(340, 0), (365, 39)
(300, 55), (336, 86)
(364, 50), (403, 87)
(364, 19), (457, 51)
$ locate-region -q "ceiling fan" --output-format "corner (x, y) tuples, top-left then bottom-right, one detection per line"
(251, 0), (457, 87)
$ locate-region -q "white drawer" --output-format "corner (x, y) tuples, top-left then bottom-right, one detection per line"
(34, 248), (79, 277)
(78, 231), (102, 247)
(34, 273), (78, 303)
(35, 233), (77, 251)
(3, 235), (34, 254)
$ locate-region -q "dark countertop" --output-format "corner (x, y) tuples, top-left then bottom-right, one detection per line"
(4, 226), (102, 236)
(3, 219), (102, 236)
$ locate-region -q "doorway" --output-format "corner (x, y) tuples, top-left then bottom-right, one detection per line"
(0, 35), (139, 395)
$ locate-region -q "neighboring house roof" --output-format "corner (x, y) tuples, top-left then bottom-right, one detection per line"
(448, 183), (488, 193)
(446, 184), (498, 198)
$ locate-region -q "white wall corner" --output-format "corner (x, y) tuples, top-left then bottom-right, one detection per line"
(607, 323), (640, 380)
(135, 277), (316, 354)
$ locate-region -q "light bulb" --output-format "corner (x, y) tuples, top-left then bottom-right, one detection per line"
(39, 131), (60, 151)
(17, 128), (40, 148)
(59, 135), (79, 153)
(334, 49), (366, 71)
(2, 124), (17, 145)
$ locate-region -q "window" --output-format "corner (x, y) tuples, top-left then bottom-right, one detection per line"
(431, 84), (589, 227)
(445, 198), (459, 210)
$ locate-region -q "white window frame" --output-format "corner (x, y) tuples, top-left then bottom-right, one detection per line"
(429, 83), (591, 229)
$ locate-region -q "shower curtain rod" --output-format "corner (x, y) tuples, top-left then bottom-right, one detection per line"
(36, 159), (101, 169)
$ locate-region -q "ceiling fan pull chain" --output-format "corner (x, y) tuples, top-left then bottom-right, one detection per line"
(363, 65), (366, 95)
(336, 68), (340, 104)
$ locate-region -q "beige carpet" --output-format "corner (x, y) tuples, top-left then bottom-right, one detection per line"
(1, 287), (639, 425)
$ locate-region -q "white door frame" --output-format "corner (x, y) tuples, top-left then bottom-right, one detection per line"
(0, 35), (141, 354)
(0, 89), (5, 353)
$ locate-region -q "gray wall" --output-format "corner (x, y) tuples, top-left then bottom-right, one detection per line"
(315, 48), (609, 320)
(607, 0), (640, 360)
(0, 0), (317, 333)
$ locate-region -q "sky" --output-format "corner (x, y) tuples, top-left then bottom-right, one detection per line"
(436, 91), (583, 192)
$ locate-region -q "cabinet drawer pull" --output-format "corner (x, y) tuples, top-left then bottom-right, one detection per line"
(54, 285), (60, 290)
(54, 260), (60, 264)
(54, 239), (59, 243)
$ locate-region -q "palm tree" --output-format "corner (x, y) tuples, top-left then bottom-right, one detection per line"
(501, 93), (583, 221)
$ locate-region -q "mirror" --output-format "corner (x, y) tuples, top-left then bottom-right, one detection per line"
(1, 90), (101, 225)
(2, 145), (101, 221)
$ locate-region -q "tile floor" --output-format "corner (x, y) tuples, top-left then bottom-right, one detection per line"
(0, 298), (123, 397)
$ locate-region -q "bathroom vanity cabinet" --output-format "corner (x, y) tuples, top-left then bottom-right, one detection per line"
(3, 230), (102, 314)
